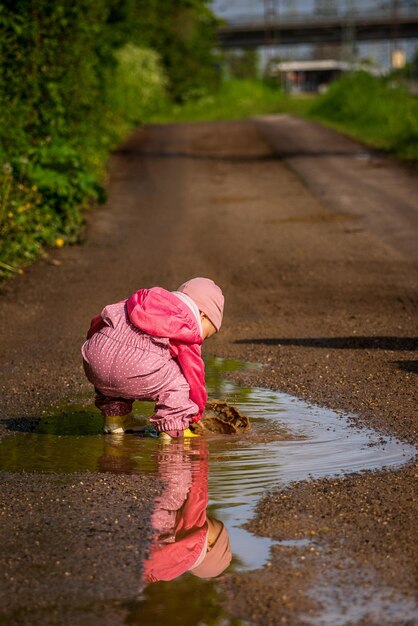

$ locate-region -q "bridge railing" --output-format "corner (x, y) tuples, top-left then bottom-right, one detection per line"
(221, 6), (418, 28)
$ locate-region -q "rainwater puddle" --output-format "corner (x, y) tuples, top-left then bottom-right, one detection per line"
(0, 357), (416, 626)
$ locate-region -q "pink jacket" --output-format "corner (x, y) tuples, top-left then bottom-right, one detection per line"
(87, 287), (207, 420)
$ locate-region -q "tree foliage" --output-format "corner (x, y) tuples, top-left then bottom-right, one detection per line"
(224, 50), (259, 81)
(132, 0), (221, 100)
(311, 71), (418, 162)
(0, 0), (219, 277)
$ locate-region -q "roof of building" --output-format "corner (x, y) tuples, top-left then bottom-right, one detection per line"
(272, 59), (382, 74)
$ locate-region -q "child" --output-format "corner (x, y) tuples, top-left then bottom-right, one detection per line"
(81, 277), (224, 437)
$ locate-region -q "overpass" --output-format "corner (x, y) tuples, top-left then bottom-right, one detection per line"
(217, 9), (418, 48)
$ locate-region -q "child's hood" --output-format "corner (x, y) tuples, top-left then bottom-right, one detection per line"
(126, 287), (202, 344)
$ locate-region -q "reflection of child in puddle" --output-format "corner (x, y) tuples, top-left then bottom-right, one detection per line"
(143, 441), (231, 583)
(81, 277), (224, 439)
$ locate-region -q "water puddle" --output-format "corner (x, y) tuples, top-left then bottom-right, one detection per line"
(0, 357), (416, 625)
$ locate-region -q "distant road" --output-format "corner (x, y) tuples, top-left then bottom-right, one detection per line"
(254, 114), (418, 260)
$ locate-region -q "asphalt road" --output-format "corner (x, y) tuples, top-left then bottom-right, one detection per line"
(255, 115), (418, 260)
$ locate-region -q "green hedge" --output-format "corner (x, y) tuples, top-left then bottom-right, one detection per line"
(0, 0), (218, 279)
(152, 79), (286, 123)
(310, 72), (418, 162)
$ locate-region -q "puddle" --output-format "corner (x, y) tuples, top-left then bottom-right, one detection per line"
(0, 357), (416, 625)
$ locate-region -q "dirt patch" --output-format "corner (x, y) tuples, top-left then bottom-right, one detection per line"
(0, 472), (159, 624)
(223, 551), (320, 626)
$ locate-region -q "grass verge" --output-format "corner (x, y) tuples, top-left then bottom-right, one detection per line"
(308, 72), (418, 163)
(153, 76), (418, 165)
(151, 80), (290, 123)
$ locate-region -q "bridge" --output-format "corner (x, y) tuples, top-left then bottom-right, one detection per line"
(217, 8), (418, 48)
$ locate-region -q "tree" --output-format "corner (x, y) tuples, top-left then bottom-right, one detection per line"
(132, 0), (221, 101)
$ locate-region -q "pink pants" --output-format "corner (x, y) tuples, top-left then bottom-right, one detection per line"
(81, 302), (198, 433)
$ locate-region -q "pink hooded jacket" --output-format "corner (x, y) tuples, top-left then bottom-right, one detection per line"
(87, 287), (207, 420)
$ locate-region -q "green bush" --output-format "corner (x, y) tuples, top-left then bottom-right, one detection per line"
(152, 79), (285, 123)
(110, 45), (168, 124)
(0, 0), (218, 280)
(310, 72), (418, 162)
(133, 1), (221, 102)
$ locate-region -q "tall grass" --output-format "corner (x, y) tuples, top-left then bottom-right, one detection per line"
(151, 79), (287, 123)
(310, 72), (418, 162)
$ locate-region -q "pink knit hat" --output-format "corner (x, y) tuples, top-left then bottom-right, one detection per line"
(189, 523), (232, 578)
(177, 277), (224, 331)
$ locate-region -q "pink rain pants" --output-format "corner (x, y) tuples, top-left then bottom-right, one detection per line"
(81, 302), (198, 433)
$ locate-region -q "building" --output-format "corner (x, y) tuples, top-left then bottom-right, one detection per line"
(271, 59), (381, 92)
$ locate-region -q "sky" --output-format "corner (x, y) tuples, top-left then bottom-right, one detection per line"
(211, 0), (418, 68)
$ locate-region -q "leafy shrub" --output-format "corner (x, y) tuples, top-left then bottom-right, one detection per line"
(133, 1), (221, 102)
(110, 45), (168, 124)
(311, 72), (418, 162)
(0, 0), (217, 280)
(153, 79), (285, 123)
(0, 8), (165, 278)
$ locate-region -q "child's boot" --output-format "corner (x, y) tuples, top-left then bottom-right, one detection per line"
(104, 414), (143, 434)
(183, 428), (199, 438)
(160, 427), (199, 440)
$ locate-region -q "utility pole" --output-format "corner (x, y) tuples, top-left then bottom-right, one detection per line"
(342, 0), (356, 64)
(314, 0), (339, 60)
(391, 0), (399, 51)
(315, 0), (337, 16)
(391, 0), (405, 69)
(263, 0), (279, 68)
